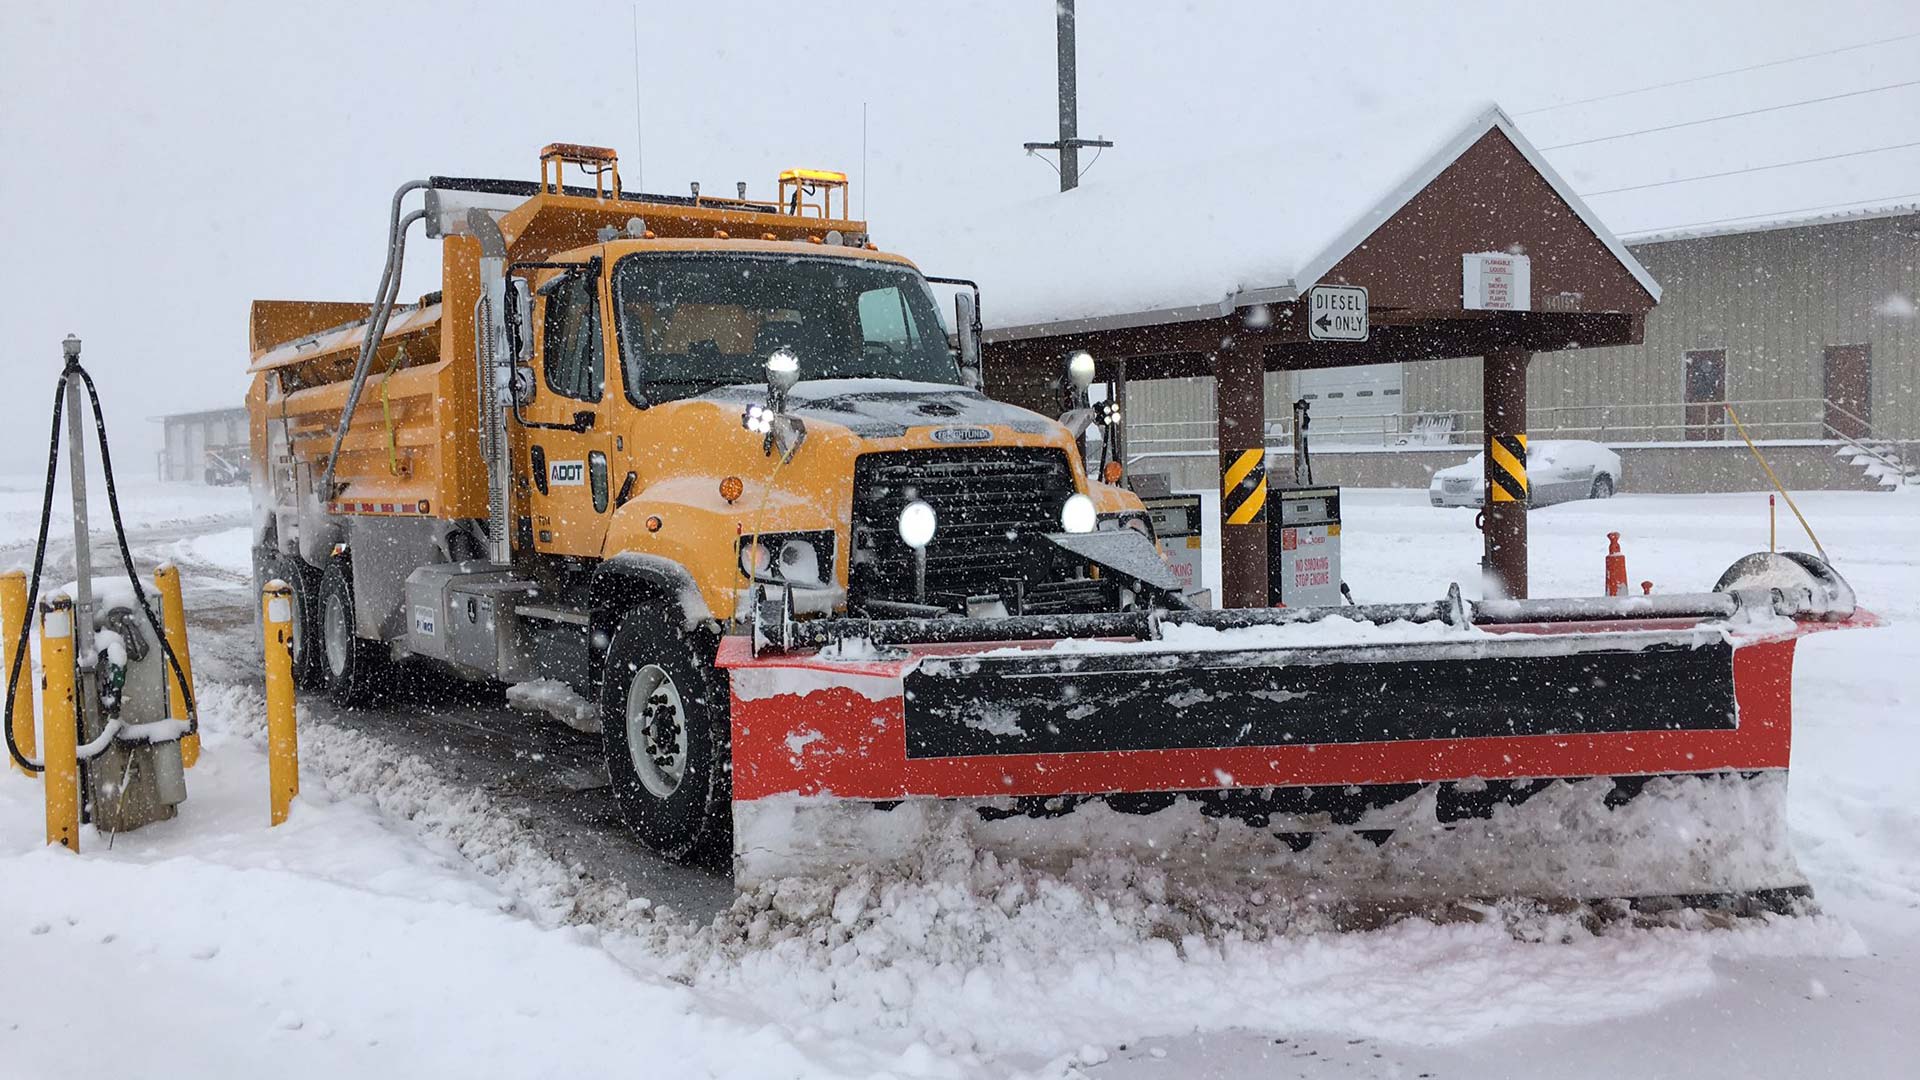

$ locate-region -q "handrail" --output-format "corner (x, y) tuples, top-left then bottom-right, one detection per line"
(1124, 395), (1880, 452)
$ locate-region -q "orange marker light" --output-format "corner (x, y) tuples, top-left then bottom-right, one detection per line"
(719, 476), (744, 504)
(1103, 461), (1123, 484)
(645, 515), (663, 533)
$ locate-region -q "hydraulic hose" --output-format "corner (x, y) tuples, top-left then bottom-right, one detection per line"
(318, 180), (430, 499)
(5, 355), (199, 772)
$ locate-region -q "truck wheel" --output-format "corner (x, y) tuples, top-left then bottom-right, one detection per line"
(1590, 474), (1615, 499)
(254, 548), (324, 690)
(600, 606), (731, 862)
(318, 559), (388, 708)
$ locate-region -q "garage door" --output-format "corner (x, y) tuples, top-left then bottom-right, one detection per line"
(1290, 364), (1403, 446)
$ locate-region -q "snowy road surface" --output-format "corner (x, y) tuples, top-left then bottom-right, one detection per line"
(1, 478), (1915, 1078)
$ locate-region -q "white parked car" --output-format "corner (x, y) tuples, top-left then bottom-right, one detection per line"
(1429, 440), (1621, 508)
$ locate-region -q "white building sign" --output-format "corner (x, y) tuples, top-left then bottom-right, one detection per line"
(1463, 252), (1531, 311)
(1306, 284), (1370, 341)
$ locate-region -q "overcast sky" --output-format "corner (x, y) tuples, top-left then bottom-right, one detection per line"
(4, 0), (1917, 473)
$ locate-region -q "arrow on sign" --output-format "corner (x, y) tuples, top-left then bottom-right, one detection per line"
(1314, 314), (1332, 332)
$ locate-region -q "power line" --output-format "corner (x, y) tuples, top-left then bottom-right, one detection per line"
(1539, 78), (1920, 151)
(1518, 29), (1920, 115)
(1625, 192), (1920, 238)
(1581, 139), (1920, 196)
(1536, 77), (1920, 148)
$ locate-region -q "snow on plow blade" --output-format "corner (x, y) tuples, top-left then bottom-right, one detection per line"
(719, 553), (1877, 910)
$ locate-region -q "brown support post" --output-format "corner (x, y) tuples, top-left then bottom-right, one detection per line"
(1214, 338), (1269, 607)
(1482, 350), (1531, 599)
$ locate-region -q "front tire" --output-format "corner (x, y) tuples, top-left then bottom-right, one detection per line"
(318, 559), (388, 708)
(254, 547), (324, 691)
(600, 606), (731, 862)
(1591, 474), (1615, 499)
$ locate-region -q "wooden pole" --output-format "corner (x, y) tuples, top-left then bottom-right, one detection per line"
(1482, 350), (1531, 599)
(1215, 337), (1269, 607)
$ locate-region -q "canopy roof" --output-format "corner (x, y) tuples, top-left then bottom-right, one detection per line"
(901, 103), (1659, 338)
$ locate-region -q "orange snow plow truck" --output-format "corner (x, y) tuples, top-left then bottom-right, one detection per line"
(248, 144), (1874, 910)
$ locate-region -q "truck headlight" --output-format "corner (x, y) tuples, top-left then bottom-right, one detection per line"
(738, 531), (834, 585)
(1060, 493), (1097, 534)
(898, 500), (937, 549)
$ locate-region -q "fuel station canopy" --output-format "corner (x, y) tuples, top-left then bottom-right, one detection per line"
(906, 103), (1662, 603)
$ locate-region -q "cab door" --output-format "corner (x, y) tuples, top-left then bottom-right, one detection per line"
(524, 265), (615, 557)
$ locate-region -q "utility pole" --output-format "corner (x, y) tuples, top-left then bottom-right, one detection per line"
(1022, 0), (1112, 192)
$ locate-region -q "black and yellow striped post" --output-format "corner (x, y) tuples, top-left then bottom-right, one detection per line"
(1215, 340), (1269, 607)
(1482, 350), (1531, 598)
(1488, 433), (1529, 504)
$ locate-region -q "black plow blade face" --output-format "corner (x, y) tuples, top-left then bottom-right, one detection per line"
(903, 637), (1736, 760)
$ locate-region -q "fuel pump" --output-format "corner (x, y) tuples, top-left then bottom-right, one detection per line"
(1270, 397), (1352, 607)
(4, 335), (195, 843)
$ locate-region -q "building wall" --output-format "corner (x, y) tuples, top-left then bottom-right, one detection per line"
(158, 407), (249, 482)
(1405, 213), (1920, 442)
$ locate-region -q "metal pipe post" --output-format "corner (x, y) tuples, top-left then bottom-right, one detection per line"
(1482, 350), (1531, 599)
(154, 564), (197, 768)
(60, 340), (106, 760)
(2, 569), (35, 777)
(40, 597), (78, 850)
(263, 580), (299, 825)
(1215, 338), (1269, 607)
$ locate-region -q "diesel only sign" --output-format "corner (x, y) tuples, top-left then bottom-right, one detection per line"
(1306, 284), (1369, 341)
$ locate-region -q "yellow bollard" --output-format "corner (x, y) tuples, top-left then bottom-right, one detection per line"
(2, 569), (35, 778)
(263, 579), (298, 826)
(153, 564), (198, 768)
(40, 597), (79, 851)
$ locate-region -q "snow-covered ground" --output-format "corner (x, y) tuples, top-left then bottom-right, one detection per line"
(1, 481), (1915, 1078)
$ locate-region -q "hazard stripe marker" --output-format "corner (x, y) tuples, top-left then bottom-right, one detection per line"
(1223, 448), (1267, 525)
(1489, 433), (1528, 503)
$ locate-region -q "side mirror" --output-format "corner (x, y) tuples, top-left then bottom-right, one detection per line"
(744, 349), (807, 462)
(765, 348), (801, 398)
(1066, 350), (1096, 393)
(503, 278), (532, 363)
(1058, 350), (1100, 437)
(954, 292), (983, 389)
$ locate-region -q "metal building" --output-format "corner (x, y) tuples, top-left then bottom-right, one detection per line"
(1407, 206), (1919, 450)
(1125, 205), (1919, 490)
(154, 405), (249, 484)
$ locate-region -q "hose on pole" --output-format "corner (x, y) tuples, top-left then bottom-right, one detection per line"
(6, 353), (199, 772)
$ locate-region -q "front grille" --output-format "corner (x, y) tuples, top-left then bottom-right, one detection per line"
(850, 447), (1076, 608)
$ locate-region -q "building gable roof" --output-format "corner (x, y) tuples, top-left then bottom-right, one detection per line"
(901, 103), (1659, 338)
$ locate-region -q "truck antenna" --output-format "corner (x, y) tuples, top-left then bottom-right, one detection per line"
(861, 101), (868, 218)
(641, 2), (656, 189)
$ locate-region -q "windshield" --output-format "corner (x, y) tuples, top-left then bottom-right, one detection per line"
(611, 252), (961, 404)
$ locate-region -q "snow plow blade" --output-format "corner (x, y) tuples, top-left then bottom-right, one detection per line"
(719, 552), (1876, 911)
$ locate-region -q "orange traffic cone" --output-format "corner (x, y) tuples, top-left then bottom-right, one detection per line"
(1605, 532), (1628, 597)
